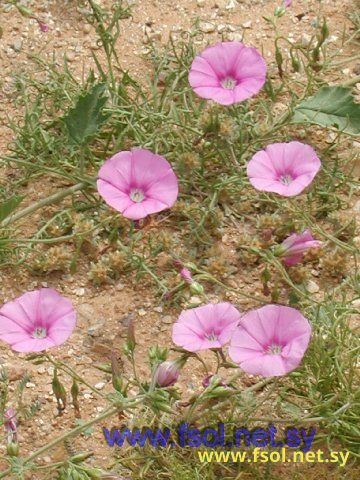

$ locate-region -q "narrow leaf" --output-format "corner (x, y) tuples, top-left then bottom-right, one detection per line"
(292, 86), (360, 134)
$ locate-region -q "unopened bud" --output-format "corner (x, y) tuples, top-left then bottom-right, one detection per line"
(274, 6), (286, 17)
(6, 441), (19, 457)
(180, 267), (192, 283)
(111, 351), (124, 393)
(202, 373), (225, 388)
(189, 281), (204, 295)
(125, 317), (136, 353)
(38, 21), (49, 33)
(52, 369), (66, 413)
(71, 380), (80, 418)
(319, 18), (329, 45)
(4, 408), (16, 435)
(154, 361), (180, 387)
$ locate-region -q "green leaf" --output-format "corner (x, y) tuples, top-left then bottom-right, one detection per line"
(0, 196), (23, 223)
(292, 86), (360, 134)
(63, 83), (111, 145)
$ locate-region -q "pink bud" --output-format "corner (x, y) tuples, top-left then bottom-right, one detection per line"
(283, 0), (292, 6)
(154, 361), (180, 387)
(180, 267), (193, 283)
(202, 374), (225, 388)
(276, 229), (321, 266)
(38, 21), (49, 33)
(4, 408), (17, 443)
(4, 409), (16, 432)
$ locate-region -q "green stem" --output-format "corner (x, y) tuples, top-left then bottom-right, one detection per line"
(1, 183), (87, 228)
(0, 405), (118, 479)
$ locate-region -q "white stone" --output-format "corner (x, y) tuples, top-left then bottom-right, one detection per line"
(95, 382), (106, 390)
(306, 280), (320, 294)
(241, 21), (252, 29)
(199, 22), (216, 33)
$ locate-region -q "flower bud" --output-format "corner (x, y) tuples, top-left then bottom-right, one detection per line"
(111, 351), (124, 393)
(154, 357), (186, 387)
(202, 373), (225, 388)
(274, 229), (321, 266)
(71, 380), (81, 418)
(180, 267), (192, 283)
(189, 281), (204, 295)
(38, 21), (49, 33)
(154, 361), (180, 387)
(4, 408), (16, 436)
(52, 369), (67, 413)
(6, 441), (19, 457)
(274, 6), (286, 17)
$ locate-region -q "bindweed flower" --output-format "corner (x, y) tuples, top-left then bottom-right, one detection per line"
(97, 148), (179, 220)
(246, 141), (321, 197)
(229, 304), (311, 377)
(172, 302), (241, 352)
(275, 229), (322, 266)
(284, 0), (292, 6)
(38, 21), (49, 32)
(154, 359), (184, 387)
(0, 288), (76, 353)
(188, 41), (267, 105)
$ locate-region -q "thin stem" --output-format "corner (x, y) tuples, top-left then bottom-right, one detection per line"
(1, 183), (87, 228)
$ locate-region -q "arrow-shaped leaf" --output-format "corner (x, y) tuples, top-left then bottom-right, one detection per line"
(63, 83), (111, 145)
(292, 86), (360, 134)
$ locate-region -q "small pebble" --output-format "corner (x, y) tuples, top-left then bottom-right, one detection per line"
(66, 51), (76, 62)
(199, 22), (216, 33)
(306, 280), (320, 294)
(95, 382), (106, 390)
(241, 21), (252, 29)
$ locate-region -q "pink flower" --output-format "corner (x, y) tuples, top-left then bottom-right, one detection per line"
(228, 305), (311, 377)
(277, 229), (321, 266)
(188, 41), (267, 105)
(97, 148), (179, 220)
(0, 288), (76, 353)
(172, 302), (241, 352)
(154, 360), (180, 387)
(246, 141), (321, 197)
(283, 0), (292, 6)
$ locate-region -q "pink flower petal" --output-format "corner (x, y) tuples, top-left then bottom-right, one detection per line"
(97, 148), (178, 220)
(229, 304), (311, 377)
(247, 142), (321, 197)
(172, 302), (241, 352)
(0, 288), (76, 353)
(189, 41), (267, 105)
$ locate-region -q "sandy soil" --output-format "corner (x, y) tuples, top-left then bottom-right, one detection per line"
(0, 0), (359, 478)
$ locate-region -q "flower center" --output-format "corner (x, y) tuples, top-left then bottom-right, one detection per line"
(32, 327), (47, 339)
(206, 332), (218, 341)
(129, 188), (145, 203)
(220, 76), (237, 90)
(267, 344), (283, 355)
(279, 174), (293, 185)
